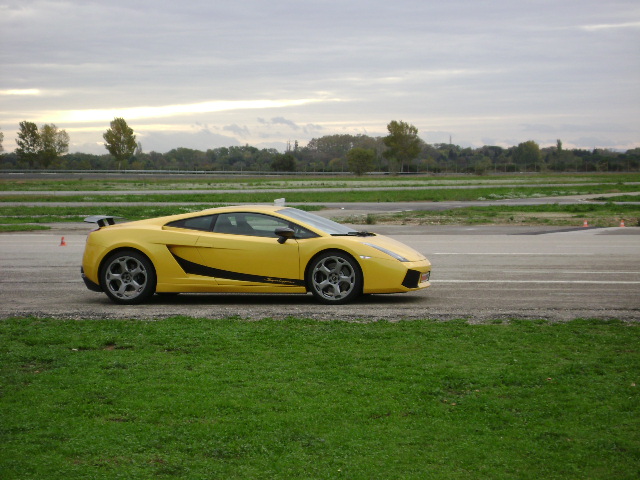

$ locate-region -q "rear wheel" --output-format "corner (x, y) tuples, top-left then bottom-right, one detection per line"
(307, 251), (362, 304)
(100, 250), (156, 304)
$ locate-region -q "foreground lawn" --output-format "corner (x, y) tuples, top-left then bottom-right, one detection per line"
(0, 318), (638, 479)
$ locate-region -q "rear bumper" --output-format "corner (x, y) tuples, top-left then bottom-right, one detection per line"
(81, 267), (102, 292)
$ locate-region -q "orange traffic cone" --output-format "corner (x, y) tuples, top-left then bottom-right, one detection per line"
(582, 220), (589, 228)
(59, 236), (67, 246)
(620, 219), (625, 227)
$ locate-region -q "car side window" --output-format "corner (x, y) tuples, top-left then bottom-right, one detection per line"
(213, 213), (318, 239)
(165, 215), (217, 232)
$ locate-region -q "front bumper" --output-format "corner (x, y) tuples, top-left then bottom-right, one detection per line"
(402, 269), (431, 288)
(360, 257), (431, 294)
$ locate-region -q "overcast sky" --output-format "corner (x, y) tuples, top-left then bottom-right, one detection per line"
(1, 0), (639, 155)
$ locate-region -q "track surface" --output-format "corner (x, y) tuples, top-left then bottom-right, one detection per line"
(1, 224), (638, 322)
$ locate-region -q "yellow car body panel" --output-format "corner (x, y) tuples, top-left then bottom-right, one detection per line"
(81, 205), (431, 302)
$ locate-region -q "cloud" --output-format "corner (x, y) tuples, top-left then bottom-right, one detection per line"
(257, 117), (302, 130)
(571, 136), (629, 149)
(520, 124), (561, 134)
(0, 0), (638, 153)
(303, 124), (324, 135)
(51, 99), (325, 124)
(579, 21), (640, 31)
(223, 124), (251, 137)
(134, 129), (240, 154)
(270, 117), (300, 130)
(0, 89), (41, 96)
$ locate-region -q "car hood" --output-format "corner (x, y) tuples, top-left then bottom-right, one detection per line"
(351, 234), (427, 262)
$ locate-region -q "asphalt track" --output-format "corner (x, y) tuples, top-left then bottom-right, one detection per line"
(1, 223), (638, 322)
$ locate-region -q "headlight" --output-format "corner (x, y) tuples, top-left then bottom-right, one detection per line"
(363, 243), (409, 262)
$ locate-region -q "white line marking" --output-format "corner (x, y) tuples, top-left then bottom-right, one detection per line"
(430, 253), (595, 256)
(434, 280), (640, 284)
(500, 270), (640, 275)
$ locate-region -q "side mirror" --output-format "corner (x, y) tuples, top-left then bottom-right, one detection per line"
(274, 227), (295, 244)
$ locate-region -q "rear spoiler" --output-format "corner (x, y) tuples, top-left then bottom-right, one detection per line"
(84, 215), (116, 228)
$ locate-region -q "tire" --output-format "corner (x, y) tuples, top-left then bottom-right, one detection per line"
(306, 251), (362, 304)
(100, 250), (156, 304)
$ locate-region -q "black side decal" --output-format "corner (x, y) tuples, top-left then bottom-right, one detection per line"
(172, 254), (305, 287)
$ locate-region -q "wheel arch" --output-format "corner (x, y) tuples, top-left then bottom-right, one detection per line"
(303, 248), (364, 293)
(97, 247), (157, 291)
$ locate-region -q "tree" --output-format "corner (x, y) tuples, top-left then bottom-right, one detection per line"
(383, 120), (421, 173)
(271, 153), (296, 172)
(40, 124), (70, 168)
(347, 147), (375, 176)
(103, 118), (137, 168)
(473, 155), (492, 175)
(15, 122), (69, 168)
(0, 128), (4, 153)
(513, 141), (541, 172)
(15, 121), (41, 168)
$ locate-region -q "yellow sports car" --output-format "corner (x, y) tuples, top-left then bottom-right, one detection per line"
(81, 205), (431, 304)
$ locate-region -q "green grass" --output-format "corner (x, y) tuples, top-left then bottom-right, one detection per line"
(1, 174), (638, 230)
(0, 205), (323, 228)
(1, 317), (638, 479)
(0, 205), (218, 223)
(1, 202), (638, 230)
(1, 183), (639, 204)
(0, 171), (640, 191)
(0, 224), (50, 232)
(2, 172), (639, 191)
(592, 194), (640, 202)
(354, 203), (640, 227)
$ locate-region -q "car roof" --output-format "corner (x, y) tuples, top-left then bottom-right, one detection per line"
(160, 204), (288, 224)
(100, 205), (304, 231)
(198, 205), (285, 215)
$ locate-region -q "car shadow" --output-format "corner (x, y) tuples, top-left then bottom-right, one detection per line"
(148, 292), (424, 306)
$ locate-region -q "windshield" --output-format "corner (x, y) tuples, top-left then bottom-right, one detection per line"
(280, 207), (357, 235)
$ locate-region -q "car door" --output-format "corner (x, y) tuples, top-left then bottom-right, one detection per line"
(194, 212), (303, 287)
(162, 214), (221, 284)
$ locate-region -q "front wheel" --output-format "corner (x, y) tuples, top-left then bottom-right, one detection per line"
(306, 251), (362, 304)
(100, 250), (156, 304)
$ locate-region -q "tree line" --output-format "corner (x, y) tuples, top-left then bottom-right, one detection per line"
(1, 119), (638, 175)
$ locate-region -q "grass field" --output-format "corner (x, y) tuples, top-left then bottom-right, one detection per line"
(1, 200), (638, 231)
(1, 173), (639, 230)
(1, 317), (638, 479)
(1, 172), (638, 191)
(1, 174), (638, 478)
(354, 202), (640, 227)
(2, 183), (640, 204)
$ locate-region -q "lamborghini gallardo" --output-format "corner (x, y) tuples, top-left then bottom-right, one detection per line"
(81, 205), (431, 304)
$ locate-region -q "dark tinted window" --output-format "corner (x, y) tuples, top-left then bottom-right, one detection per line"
(213, 212), (318, 239)
(166, 215), (217, 232)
